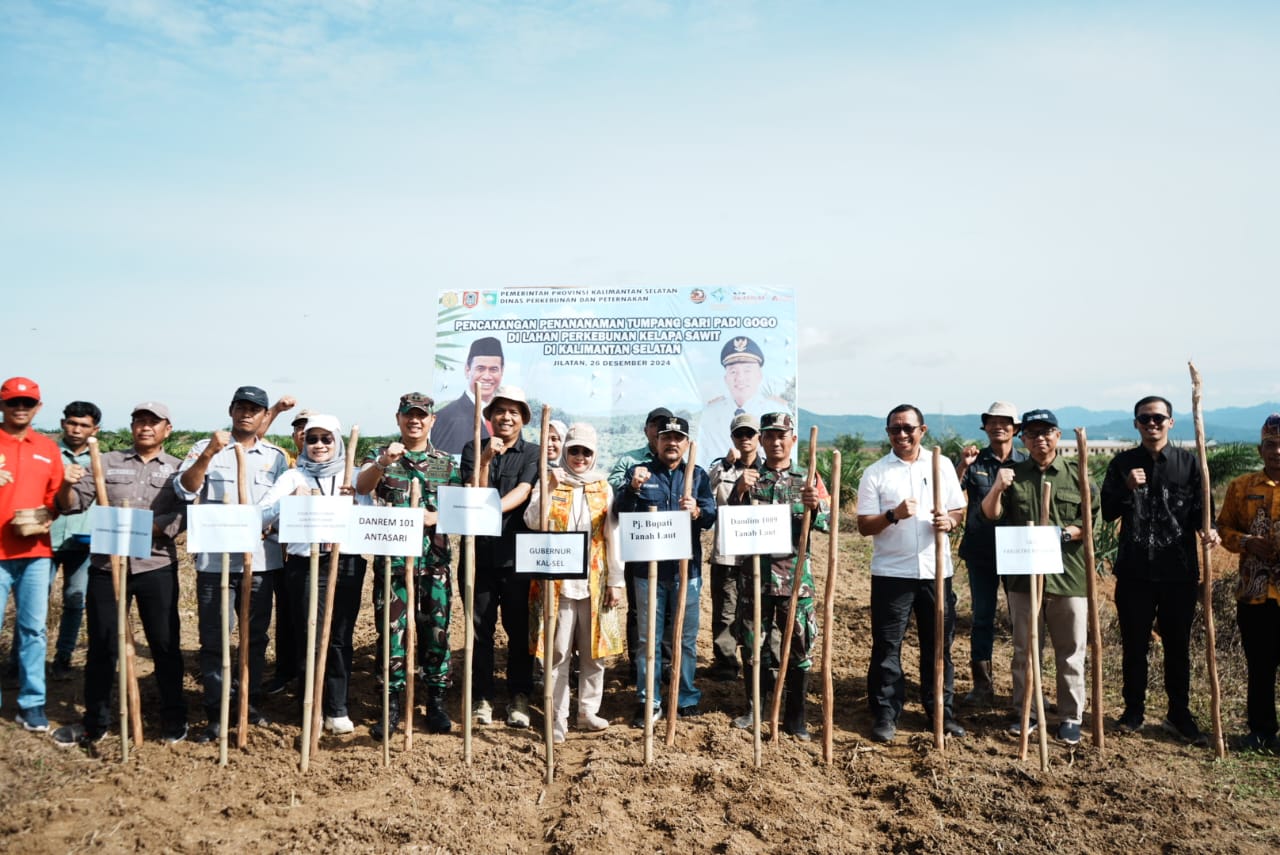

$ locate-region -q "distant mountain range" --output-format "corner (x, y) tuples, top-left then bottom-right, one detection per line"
(799, 403), (1280, 445)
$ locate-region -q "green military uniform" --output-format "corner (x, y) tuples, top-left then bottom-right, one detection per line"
(366, 445), (460, 690)
(993, 455), (1097, 598)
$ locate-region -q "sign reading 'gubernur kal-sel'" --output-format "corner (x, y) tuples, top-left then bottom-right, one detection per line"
(346, 506), (425, 557)
(618, 511), (692, 564)
(515, 532), (589, 579)
(715, 504), (792, 558)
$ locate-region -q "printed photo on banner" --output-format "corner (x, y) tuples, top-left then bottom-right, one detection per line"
(431, 287), (797, 470)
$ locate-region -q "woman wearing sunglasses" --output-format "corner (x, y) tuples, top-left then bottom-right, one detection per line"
(523, 423), (625, 742)
(260, 414), (368, 734)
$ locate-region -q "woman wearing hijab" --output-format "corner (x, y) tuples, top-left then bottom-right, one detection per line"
(260, 414), (368, 734)
(545, 419), (567, 470)
(524, 423), (624, 742)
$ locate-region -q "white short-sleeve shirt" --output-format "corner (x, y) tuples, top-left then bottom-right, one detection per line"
(856, 450), (965, 579)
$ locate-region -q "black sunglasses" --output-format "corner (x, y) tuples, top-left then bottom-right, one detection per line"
(1136, 413), (1169, 426)
(732, 429), (757, 440)
(566, 446), (594, 457)
(3, 398), (39, 409)
(886, 424), (921, 436)
(305, 434), (335, 445)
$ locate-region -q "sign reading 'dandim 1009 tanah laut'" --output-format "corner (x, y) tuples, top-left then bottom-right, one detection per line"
(430, 287), (797, 469)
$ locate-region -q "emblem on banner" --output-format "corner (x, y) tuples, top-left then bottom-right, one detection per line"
(462, 291), (480, 308)
(732, 337), (748, 353)
(483, 291), (499, 306)
(442, 292), (459, 308)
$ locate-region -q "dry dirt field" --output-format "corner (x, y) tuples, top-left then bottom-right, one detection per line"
(2, 529), (1278, 853)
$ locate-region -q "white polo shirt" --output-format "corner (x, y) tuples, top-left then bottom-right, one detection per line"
(857, 449), (965, 580)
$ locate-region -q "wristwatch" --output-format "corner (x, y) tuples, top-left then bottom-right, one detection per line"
(885, 509), (898, 525)
(1061, 529), (1073, 544)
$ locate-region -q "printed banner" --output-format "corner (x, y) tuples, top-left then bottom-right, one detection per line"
(617, 510), (693, 564)
(186, 504), (263, 553)
(514, 531), (589, 579)
(995, 527), (1066, 576)
(432, 287), (797, 468)
(88, 506), (154, 559)
(715, 504), (793, 558)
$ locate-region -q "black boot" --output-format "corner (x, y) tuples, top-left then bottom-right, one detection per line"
(782, 669), (810, 741)
(371, 692), (402, 741)
(733, 664), (755, 729)
(425, 686), (452, 734)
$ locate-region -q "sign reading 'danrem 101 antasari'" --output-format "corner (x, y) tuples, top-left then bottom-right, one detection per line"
(346, 506), (425, 557)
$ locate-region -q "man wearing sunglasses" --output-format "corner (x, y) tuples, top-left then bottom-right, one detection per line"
(856, 404), (966, 743)
(0, 377), (65, 733)
(1102, 396), (1218, 744)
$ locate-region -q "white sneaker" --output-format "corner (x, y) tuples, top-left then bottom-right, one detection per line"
(507, 694), (531, 729)
(553, 720), (567, 744)
(324, 715), (354, 735)
(475, 699), (494, 726)
(577, 712), (609, 732)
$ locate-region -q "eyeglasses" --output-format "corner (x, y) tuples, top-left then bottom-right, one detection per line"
(3, 398), (38, 409)
(732, 430), (757, 440)
(1022, 427), (1057, 439)
(1136, 413), (1170, 426)
(305, 434), (335, 445)
(886, 424), (921, 436)
(566, 447), (594, 457)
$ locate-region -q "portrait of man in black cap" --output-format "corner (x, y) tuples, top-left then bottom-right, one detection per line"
(696, 336), (788, 465)
(431, 336), (506, 455)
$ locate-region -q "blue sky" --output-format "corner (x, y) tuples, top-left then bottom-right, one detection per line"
(4, 1), (1276, 433)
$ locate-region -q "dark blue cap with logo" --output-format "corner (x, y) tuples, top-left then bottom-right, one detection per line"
(232, 386), (269, 409)
(658, 416), (690, 436)
(1020, 409), (1058, 428)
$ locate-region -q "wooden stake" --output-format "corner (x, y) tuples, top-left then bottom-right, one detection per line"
(404, 479), (421, 749)
(1019, 481), (1052, 771)
(770, 426), (819, 741)
(821, 456), (841, 765)
(1190, 361), (1227, 758)
(219, 496), (232, 767)
(462, 385), (482, 765)
(538, 406), (555, 783)
(664, 442), (698, 747)
(1074, 429), (1106, 751)
(310, 425), (359, 756)
(643, 504), (658, 766)
(751, 501), (763, 769)
(234, 445), (252, 749)
(300, 494), (320, 773)
(118, 507), (131, 762)
(931, 448), (946, 751)
(381, 554), (392, 767)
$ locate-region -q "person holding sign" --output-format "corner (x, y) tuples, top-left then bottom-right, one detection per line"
(175, 385), (288, 743)
(706, 413), (766, 683)
(53, 402), (188, 746)
(981, 409), (1098, 747)
(614, 416), (716, 726)
(1102, 395), (1218, 743)
(459, 386), (540, 728)
(856, 404), (965, 744)
(523, 423), (624, 742)
(729, 412), (829, 740)
(0, 377), (65, 734)
(1216, 414), (1280, 753)
(356, 393), (461, 738)
(260, 414), (368, 735)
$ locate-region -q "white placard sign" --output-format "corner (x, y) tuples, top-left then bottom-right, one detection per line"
(346, 506), (425, 557)
(187, 504), (264, 553)
(278, 495), (353, 544)
(996, 527), (1066, 576)
(88, 506), (154, 559)
(618, 511), (693, 564)
(716, 504), (792, 558)
(515, 532), (589, 578)
(434, 485), (502, 537)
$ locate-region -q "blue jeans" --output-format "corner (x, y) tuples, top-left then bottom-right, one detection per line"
(634, 574), (702, 709)
(0, 557), (52, 711)
(54, 546), (90, 658)
(965, 559), (999, 663)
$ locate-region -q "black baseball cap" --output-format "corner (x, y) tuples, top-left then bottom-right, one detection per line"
(232, 386), (269, 409)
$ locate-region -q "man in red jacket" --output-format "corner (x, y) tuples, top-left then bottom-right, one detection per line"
(0, 377), (65, 733)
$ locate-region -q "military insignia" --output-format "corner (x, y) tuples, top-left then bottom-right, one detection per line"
(732, 337), (748, 353)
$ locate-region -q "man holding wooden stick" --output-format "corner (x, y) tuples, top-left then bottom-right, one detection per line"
(54, 402), (189, 746)
(857, 404), (965, 744)
(176, 385), (287, 744)
(982, 409), (1097, 747)
(615, 415), (716, 726)
(356, 394), (460, 738)
(729, 412), (828, 740)
(1102, 395), (1218, 744)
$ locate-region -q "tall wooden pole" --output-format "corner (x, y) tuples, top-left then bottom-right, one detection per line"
(1190, 361), (1227, 758)
(1019, 482), (1051, 771)
(664, 442), (698, 747)
(750, 502), (763, 769)
(643, 504), (658, 766)
(462, 385), (482, 765)
(770, 426), (818, 741)
(821, 452), (841, 765)
(1074, 429), (1106, 751)
(404, 480), (420, 749)
(931, 448), (946, 751)
(218, 496), (232, 767)
(381, 554), (392, 766)
(300, 489), (320, 772)
(234, 445), (253, 749)
(310, 425), (359, 756)
(538, 406), (556, 783)
(117, 502), (131, 761)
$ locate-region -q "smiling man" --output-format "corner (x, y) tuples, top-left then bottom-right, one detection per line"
(696, 337), (788, 465)
(431, 336), (505, 456)
(857, 404), (966, 744)
(176, 385), (288, 743)
(55, 402), (189, 746)
(1102, 396), (1218, 743)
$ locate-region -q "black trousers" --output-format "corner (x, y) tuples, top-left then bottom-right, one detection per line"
(285, 553), (366, 719)
(271, 562), (297, 681)
(1237, 599), (1280, 737)
(83, 565), (187, 733)
(196, 570), (273, 718)
(1114, 576), (1196, 718)
(463, 567), (533, 702)
(866, 575), (956, 723)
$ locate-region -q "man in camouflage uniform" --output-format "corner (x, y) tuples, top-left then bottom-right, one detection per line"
(356, 393), (460, 737)
(729, 412), (829, 741)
